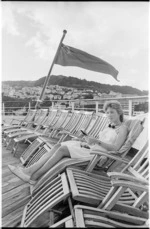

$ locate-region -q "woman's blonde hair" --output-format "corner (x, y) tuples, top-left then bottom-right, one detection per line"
(103, 100), (124, 122)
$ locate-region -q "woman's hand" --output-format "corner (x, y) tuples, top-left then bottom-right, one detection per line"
(80, 142), (90, 149)
(85, 136), (99, 145)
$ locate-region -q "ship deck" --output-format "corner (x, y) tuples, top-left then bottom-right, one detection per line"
(2, 143), (31, 227)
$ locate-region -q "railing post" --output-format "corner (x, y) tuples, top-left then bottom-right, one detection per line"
(29, 102), (30, 110)
(129, 100), (133, 116)
(71, 101), (74, 112)
(95, 101), (99, 114)
(52, 101), (54, 109)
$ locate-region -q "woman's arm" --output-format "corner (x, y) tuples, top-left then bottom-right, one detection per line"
(86, 125), (128, 152)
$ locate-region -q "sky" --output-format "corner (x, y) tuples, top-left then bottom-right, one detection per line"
(1, 1), (149, 91)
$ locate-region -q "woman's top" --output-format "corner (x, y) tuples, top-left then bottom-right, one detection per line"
(61, 123), (127, 159)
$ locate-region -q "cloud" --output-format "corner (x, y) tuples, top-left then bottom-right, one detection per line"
(25, 32), (52, 60)
(2, 2), (20, 36)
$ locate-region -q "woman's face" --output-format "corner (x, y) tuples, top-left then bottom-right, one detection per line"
(106, 107), (120, 123)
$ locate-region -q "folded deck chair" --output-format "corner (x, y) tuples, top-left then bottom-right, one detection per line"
(73, 204), (148, 228)
(20, 140), (148, 227)
(5, 109), (58, 151)
(50, 204), (148, 228)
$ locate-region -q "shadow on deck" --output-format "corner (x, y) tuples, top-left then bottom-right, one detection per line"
(2, 143), (31, 227)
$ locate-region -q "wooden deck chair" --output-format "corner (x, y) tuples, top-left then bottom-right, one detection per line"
(18, 113), (109, 172)
(19, 111), (70, 164)
(39, 112), (109, 149)
(20, 172), (71, 228)
(2, 109), (37, 132)
(66, 141), (148, 216)
(86, 116), (146, 173)
(29, 115), (146, 195)
(36, 110), (84, 146)
(8, 109), (59, 150)
(50, 110), (83, 139)
(2, 109), (37, 143)
(4, 109), (58, 150)
(3, 109), (48, 146)
(48, 111), (71, 138)
(5, 109), (48, 154)
(73, 205), (148, 228)
(45, 110), (70, 137)
(20, 142), (148, 228)
(57, 111), (94, 143)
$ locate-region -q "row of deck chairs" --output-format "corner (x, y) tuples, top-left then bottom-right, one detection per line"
(2, 108), (149, 227)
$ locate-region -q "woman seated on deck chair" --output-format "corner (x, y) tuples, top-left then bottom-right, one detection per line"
(8, 100), (128, 185)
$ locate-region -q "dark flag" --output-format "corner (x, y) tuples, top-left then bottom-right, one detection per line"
(55, 43), (119, 81)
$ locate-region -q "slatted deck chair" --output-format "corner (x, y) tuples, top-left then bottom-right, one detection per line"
(6, 109), (48, 154)
(2, 109), (37, 143)
(20, 172), (71, 228)
(37, 110), (84, 145)
(2, 109), (37, 132)
(20, 141), (148, 228)
(85, 116), (147, 173)
(29, 114), (146, 195)
(3, 109), (48, 146)
(50, 204), (148, 228)
(66, 140), (149, 216)
(19, 111), (70, 165)
(7, 109), (59, 151)
(12, 110), (82, 156)
(57, 111), (94, 143)
(19, 113), (109, 174)
(73, 205), (148, 228)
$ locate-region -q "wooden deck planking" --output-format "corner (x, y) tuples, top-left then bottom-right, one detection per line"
(2, 145), (31, 227)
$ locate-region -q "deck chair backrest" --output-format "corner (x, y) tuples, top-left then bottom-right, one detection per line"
(121, 140), (149, 179)
(22, 109), (37, 124)
(34, 109), (48, 125)
(62, 111), (83, 132)
(99, 141), (149, 212)
(70, 111), (93, 136)
(118, 118), (145, 157)
(50, 110), (69, 130)
(42, 109), (58, 127)
(87, 113), (109, 138)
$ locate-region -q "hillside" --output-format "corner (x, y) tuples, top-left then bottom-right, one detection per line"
(3, 75), (148, 96)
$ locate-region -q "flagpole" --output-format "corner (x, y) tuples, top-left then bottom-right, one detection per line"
(35, 30), (67, 109)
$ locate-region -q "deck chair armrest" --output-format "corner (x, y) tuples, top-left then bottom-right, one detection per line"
(10, 118), (22, 124)
(90, 150), (129, 163)
(59, 130), (71, 134)
(111, 180), (149, 192)
(107, 172), (148, 185)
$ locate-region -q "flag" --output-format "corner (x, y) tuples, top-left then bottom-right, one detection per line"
(55, 43), (119, 81)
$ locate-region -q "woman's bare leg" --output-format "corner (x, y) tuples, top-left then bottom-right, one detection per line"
(30, 145), (70, 181)
(20, 143), (61, 176)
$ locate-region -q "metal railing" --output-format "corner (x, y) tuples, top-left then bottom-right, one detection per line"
(2, 95), (148, 117)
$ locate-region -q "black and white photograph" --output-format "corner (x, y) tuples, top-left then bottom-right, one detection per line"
(1, 1), (149, 227)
